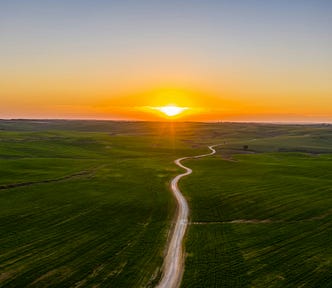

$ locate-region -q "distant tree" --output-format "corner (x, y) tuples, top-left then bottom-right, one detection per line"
(243, 145), (248, 151)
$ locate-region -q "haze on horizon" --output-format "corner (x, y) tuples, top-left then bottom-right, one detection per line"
(1, 0), (331, 122)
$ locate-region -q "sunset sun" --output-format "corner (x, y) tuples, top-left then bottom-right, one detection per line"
(153, 105), (188, 117)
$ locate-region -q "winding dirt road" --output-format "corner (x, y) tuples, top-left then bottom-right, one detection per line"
(156, 145), (220, 288)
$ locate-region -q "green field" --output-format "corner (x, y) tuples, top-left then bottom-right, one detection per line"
(0, 121), (200, 287)
(0, 120), (331, 287)
(181, 128), (332, 287)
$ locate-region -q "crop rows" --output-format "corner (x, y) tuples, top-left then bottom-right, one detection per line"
(181, 151), (332, 287)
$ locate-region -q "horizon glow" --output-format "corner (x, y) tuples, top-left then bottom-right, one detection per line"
(1, 1), (331, 122)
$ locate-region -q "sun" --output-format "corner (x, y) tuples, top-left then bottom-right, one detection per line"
(153, 105), (188, 117)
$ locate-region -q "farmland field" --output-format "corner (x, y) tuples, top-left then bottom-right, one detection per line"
(0, 120), (331, 287)
(0, 120), (199, 287)
(181, 127), (332, 287)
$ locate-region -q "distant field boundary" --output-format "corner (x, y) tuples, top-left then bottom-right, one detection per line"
(0, 170), (91, 190)
(190, 210), (332, 224)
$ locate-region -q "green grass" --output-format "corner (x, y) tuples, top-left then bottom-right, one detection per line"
(181, 152), (332, 287)
(0, 127), (198, 287)
(182, 153), (332, 222)
(0, 120), (331, 287)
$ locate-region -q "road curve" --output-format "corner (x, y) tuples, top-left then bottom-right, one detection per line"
(156, 145), (220, 288)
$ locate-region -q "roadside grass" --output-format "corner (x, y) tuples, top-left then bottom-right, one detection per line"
(182, 224), (249, 288)
(181, 151), (332, 287)
(183, 220), (332, 288)
(0, 127), (196, 287)
(182, 153), (332, 222)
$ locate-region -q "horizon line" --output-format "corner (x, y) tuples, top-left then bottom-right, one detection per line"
(1, 118), (331, 125)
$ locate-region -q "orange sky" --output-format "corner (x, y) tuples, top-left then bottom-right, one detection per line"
(1, 1), (331, 122)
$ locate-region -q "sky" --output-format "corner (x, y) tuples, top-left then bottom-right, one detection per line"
(1, 0), (331, 122)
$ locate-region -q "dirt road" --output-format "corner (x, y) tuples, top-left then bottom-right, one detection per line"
(156, 145), (219, 288)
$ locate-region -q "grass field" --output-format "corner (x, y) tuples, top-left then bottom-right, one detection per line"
(0, 122), (201, 287)
(0, 120), (331, 287)
(181, 128), (332, 287)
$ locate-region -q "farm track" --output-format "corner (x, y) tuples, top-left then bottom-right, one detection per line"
(190, 208), (332, 224)
(0, 170), (91, 190)
(156, 145), (220, 288)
